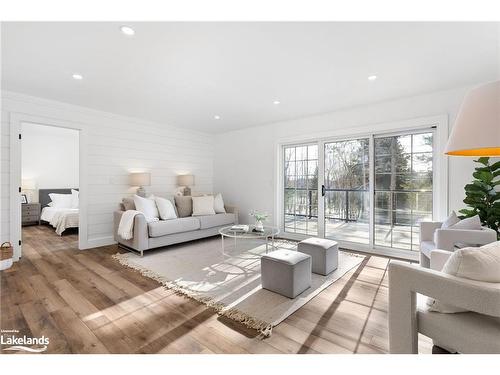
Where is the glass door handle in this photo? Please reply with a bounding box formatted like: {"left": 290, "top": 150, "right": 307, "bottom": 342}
{"left": 321, "top": 185, "right": 326, "bottom": 197}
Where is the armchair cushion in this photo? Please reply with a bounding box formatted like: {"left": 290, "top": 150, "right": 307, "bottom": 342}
{"left": 428, "top": 241, "right": 500, "bottom": 313}
{"left": 449, "top": 215, "right": 481, "bottom": 230}
{"left": 441, "top": 211, "right": 460, "bottom": 228}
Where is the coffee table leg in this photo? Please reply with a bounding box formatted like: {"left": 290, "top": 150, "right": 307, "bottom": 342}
{"left": 221, "top": 235, "right": 225, "bottom": 256}
{"left": 266, "top": 238, "right": 269, "bottom": 253}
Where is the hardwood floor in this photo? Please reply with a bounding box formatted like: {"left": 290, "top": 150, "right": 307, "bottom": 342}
{"left": 1, "top": 225, "right": 432, "bottom": 354}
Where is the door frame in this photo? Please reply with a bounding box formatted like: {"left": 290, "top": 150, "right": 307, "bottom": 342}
{"left": 9, "top": 113, "right": 88, "bottom": 261}
{"left": 275, "top": 115, "right": 448, "bottom": 260}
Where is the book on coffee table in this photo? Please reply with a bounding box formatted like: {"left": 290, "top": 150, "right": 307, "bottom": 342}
{"left": 230, "top": 225, "right": 249, "bottom": 232}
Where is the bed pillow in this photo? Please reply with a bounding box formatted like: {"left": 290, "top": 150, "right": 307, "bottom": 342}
{"left": 214, "top": 193, "right": 226, "bottom": 214}
{"left": 49, "top": 193, "right": 73, "bottom": 208}
{"left": 441, "top": 211, "right": 460, "bottom": 228}
{"left": 71, "top": 189, "right": 79, "bottom": 209}
{"left": 192, "top": 196, "right": 216, "bottom": 216}
{"left": 174, "top": 196, "right": 193, "bottom": 218}
{"left": 427, "top": 241, "right": 500, "bottom": 313}
{"left": 449, "top": 215, "right": 482, "bottom": 231}
{"left": 155, "top": 196, "right": 177, "bottom": 220}
{"left": 133, "top": 195, "right": 159, "bottom": 221}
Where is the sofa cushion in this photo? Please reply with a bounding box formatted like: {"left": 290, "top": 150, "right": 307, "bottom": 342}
{"left": 175, "top": 196, "right": 193, "bottom": 217}
{"left": 420, "top": 240, "right": 436, "bottom": 257}
{"left": 122, "top": 197, "right": 135, "bottom": 211}
{"left": 198, "top": 213, "right": 236, "bottom": 229}
{"left": 148, "top": 217, "right": 200, "bottom": 237}
{"left": 192, "top": 196, "right": 216, "bottom": 216}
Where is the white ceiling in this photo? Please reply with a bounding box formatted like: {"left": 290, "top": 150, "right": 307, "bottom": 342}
{"left": 2, "top": 22, "right": 499, "bottom": 133}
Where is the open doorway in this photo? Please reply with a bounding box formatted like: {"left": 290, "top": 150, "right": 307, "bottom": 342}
{"left": 21, "top": 122, "right": 80, "bottom": 252}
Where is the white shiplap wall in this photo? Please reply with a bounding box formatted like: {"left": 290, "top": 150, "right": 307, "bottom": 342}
{"left": 0, "top": 91, "right": 214, "bottom": 251}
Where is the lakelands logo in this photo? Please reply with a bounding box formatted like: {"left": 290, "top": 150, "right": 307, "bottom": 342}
{"left": 1, "top": 329, "right": 49, "bottom": 353}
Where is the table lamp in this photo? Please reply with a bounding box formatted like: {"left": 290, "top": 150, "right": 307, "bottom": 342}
{"left": 177, "top": 174, "right": 194, "bottom": 196}
{"left": 130, "top": 172, "right": 151, "bottom": 197}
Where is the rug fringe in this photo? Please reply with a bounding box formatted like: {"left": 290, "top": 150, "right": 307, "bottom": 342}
{"left": 112, "top": 252, "right": 273, "bottom": 337}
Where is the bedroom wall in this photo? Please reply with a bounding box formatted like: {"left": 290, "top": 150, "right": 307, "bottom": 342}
{"left": 21, "top": 122, "right": 80, "bottom": 202}
{"left": 1, "top": 91, "right": 214, "bottom": 250}
{"left": 213, "top": 85, "right": 492, "bottom": 226}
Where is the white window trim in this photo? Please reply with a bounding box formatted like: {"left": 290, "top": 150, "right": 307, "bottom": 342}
{"left": 9, "top": 113, "right": 88, "bottom": 260}
{"left": 274, "top": 114, "right": 449, "bottom": 260}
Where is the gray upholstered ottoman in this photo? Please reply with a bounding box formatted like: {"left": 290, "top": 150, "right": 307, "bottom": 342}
{"left": 261, "top": 250, "right": 312, "bottom": 298}
{"left": 298, "top": 238, "right": 338, "bottom": 275}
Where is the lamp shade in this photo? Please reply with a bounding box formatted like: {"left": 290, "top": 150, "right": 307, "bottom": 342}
{"left": 22, "top": 179, "right": 36, "bottom": 190}
{"left": 445, "top": 81, "right": 500, "bottom": 156}
{"left": 177, "top": 174, "right": 194, "bottom": 186}
{"left": 129, "top": 172, "right": 151, "bottom": 187}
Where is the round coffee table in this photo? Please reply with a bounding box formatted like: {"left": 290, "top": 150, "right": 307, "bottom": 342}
{"left": 219, "top": 225, "right": 280, "bottom": 255}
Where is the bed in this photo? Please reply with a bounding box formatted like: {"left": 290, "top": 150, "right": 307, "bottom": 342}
{"left": 39, "top": 188, "right": 79, "bottom": 236}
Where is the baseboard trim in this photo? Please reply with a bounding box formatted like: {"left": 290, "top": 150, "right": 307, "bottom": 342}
{"left": 83, "top": 236, "right": 116, "bottom": 250}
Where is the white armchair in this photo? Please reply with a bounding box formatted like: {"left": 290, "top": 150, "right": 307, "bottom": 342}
{"left": 419, "top": 221, "right": 497, "bottom": 268}
{"left": 388, "top": 251, "right": 500, "bottom": 354}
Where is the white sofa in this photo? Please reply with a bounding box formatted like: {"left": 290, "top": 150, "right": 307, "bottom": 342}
{"left": 388, "top": 250, "right": 500, "bottom": 354}
{"left": 113, "top": 198, "right": 238, "bottom": 256}
{"left": 419, "top": 221, "right": 497, "bottom": 268}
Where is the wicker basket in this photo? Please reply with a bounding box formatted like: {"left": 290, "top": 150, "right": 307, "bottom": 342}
{"left": 1, "top": 242, "right": 13, "bottom": 270}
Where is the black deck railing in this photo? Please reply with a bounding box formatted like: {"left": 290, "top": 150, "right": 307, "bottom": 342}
{"left": 285, "top": 188, "right": 432, "bottom": 225}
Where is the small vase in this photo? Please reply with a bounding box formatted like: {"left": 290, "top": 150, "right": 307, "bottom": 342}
{"left": 255, "top": 221, "right": 264, "bottom": 232}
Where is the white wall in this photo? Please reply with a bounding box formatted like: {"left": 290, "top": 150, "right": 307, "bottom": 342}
{"left": 1, "top": 91, "right": 214, "bottom": 251}
{"left": 214, "top": 86, "right": 485, "bottom": 227}
{"left": 22, "top": 123, "right": 79, "bottom": 202}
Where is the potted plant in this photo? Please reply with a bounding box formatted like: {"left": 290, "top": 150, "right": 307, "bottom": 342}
{"left": 459, "top": 157, "right": 500, "bottom": 239}
{"left": 249, "top": 210, "right": 269, "bottom": 232}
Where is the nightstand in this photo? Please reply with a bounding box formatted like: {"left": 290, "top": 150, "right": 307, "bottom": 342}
{"left": 22, "top": 203, "right": 41, "bottom": 226}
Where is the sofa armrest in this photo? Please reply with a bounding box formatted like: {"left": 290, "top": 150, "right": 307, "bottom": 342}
{"left": 434, "top": 227, "right": 497, "bottom": 251}
{"left": 388, "top": 261, "right": 500, "bottom": 353}
{"left": 225, "top": 205, "right": 239, "bottom": 224}
{"left": 430, "top": 249, "right": 452, "bottom": 271}
{"left": 419, "top": 221, "right": 443, "bottom": 242}
{"left": 113, "top": 210, "right": 149, "bottom": 252}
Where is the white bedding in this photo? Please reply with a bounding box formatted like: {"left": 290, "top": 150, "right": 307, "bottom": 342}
{"left": 41, "top": 207, "right": 79, "bottom": 235}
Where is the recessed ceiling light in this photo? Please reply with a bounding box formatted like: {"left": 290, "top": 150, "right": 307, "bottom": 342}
{"left": 273, "top": 100, "right": 281, "bottom": 105}
{"left": 72, "top": 73, "right": 83, "bottom": 80}
{"left": 368, "top": 75, "right": 378, "bottom": 81}
{"left": 214, "top": 115, "right": 221, "bottom": 120}
{"left": 120, "top": 26, "right": 135, "bottom": 36}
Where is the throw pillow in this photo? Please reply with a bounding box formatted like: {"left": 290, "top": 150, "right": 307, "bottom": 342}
{"left": 174, "top": 196, "right": 193, "bottom": 218}
{"left": 49, "top": 193, "right": 73, "bottom": 208}
{"left": 192, "top": 195, "right": 216, "bottom": 216}
{"left": 427, "top": 241, "right": 500, "bottom": 313}
{"left": 449, "top": 215, "right": 482, "bottom": 231}
{"left": 133, "top": 195, "right": 159, "bottom": 221}
{"left": 71, "top": 189, "right": 79, "bottom": 209}
{"left": 122, "top": 197, "right": 135, "bottom": 211}
{"left": 214, "top": 193, "right": 226, "bottom": 213}
{"left": 155, "top": 196, "right": 177, "bottom": 220}
{"left": 441, "top": 211, "right": 460, "bottom": 228}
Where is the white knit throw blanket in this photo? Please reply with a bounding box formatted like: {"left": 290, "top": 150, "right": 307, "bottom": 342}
{"left": 118, "top": 210, "right": 143, "bottom": 240}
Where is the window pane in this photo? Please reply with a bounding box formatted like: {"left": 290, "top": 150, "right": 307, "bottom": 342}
{"left": 374, "top": 132, "right": 433, "bottom": 251}
{"left": 324, "top": 138, "right": 370, "bottom": 244}
{"left": 284, "top": 144, "right": 318, "bottom": 235}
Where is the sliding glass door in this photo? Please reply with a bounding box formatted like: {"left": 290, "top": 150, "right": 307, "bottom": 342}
{"left": 284, "top": 144, "right": 319, "bottom": 235}
{"left": 373, "top": 132, "right": 434, "bottom": 250}
{"left": 282, "top": 128, "right": 435, "bottom": 255}
{"left": 324, "top": 138, "right": 370, "bottom": 244}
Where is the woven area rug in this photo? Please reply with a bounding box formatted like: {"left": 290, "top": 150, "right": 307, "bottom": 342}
{"left": 113, "top": 237, "right": 364, "bottom": 337}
